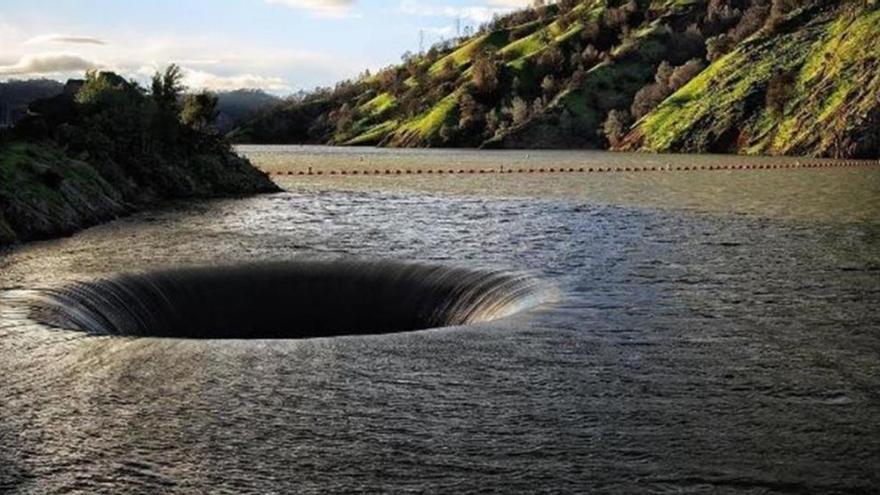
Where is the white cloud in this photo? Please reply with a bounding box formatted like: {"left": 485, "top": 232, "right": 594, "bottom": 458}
{"left": 485, "top": 0, "right": 532, "bottom": 7}
{"left": 422, "top": 26, "right": 456, "bottom": 37}
{"left": 265, "top": 0, "right": 356, "bottom": 17}
{"left": 0, "top": 12, "right": 366, "bottom": 93}
{"left": 25, "top": 34, "right": 106, "bottom": 45}
{"left": 175, "top": 59, "right": 221, "bottom": 66}
{"left": 0, "top": 53, "right": 100, "bottom": 76}
{"left": 183, "top": 68, "right": 291, "bottom": 92}
{"left": 398, "top": 0, "right": 521, "bottom": 23}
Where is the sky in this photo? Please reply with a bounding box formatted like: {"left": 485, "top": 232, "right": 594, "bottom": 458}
{"left": 0, "top": 0, "right": 531, "bottom": 94}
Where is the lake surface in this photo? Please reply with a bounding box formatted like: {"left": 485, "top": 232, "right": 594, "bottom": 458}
{"left": 1, "top": 146, "right": 879, "bottom": 493}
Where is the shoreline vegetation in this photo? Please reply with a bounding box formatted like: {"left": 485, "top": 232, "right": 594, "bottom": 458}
{"left": 0, "top": 66, "right": 279, "bottom": 249}
{"left": 233, "top": 0, "right": 878, "bottom": 159}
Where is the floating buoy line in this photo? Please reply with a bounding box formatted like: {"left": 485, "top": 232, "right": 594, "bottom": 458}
{"left": 269, "top": 160, "right": 879, "bottom": 177}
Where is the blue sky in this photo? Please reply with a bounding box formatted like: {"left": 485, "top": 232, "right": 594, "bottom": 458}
{"left": 0, "top": 0, "right": 529, "bottom": 93}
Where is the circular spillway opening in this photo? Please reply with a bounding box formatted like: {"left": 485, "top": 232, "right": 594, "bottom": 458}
{"left": 30, "top": 261, "right": 551, "bottom": 339}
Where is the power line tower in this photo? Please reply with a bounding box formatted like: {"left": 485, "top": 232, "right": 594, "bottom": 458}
{"left": 419, "top": 29, "right": 425, "bottom": 53}
{"left": 456, "top": 16, "right": 461, "bottom": 37}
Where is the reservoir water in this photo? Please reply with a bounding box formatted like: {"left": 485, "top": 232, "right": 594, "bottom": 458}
{"left": 1, "top": 147, "right": 879, "bottom": 493}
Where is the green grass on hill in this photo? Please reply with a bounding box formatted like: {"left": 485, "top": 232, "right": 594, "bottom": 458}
{"left": 359, "top": 92, "right": 397, "bottom": 116}
{"left": 392, "top": 92, "right": 459, "bottom": 145}
{"left": 345, "top": 120, "right": 399, "bottom": 145}
{"left": 636, "top": 5, "right": 880, "bottom": 157}
{"left": 233, "top": 0, "right": 880, "bottom": 157}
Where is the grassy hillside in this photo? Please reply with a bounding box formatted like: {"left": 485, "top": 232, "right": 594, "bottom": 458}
{"left": 0, "top": 142, "right": 128, "bottom": 245}
{"left": 626, "top": 3, "right": 880, "bottom": 158}
{"left": 234, "top": 0, "right": 879, "bottom": 158}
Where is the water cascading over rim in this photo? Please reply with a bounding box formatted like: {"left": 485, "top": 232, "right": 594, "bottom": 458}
{"left": 29, "top": 261, "right": 552, "bottom": 339}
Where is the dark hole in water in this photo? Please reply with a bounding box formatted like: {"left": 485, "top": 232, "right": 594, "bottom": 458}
{"left": 30, "top": 261, "right": 549, "bottom": 339}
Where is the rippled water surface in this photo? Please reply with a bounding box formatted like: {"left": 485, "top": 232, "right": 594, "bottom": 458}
{"left": 2, "top": 147, "right": 879, "bottom": 493}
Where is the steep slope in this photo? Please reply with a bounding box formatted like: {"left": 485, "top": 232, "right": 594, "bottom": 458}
{"left": 234, "top": 0, "right": 879, "bottom": 158}
{"left": 625, "top": 2, "right": 880, "bottom": 158}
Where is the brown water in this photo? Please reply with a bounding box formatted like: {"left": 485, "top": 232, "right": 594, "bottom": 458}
{"left": 240, "top": 145, "right": 880, "bottom": 223}
{"left": 1, "top": 147, "right": 879, "bottom": 493}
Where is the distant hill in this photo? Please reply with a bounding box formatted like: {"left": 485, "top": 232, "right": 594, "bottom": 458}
{"left": 233, "top": 0, "right": 879, "bottom": 159}
{"left": 0, "top": 79, "right": 64, "bottom": 127}
{"left": 214, "top": 89, "right": 280, "bottom": 133}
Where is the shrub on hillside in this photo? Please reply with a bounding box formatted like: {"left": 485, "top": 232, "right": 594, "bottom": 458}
{"left": 766, "top": 71, "right": 796, "bottom": 115}
{"left": 669, "top": 59, "right": 705, "bottom": 91}
{"left": 731, "top": 2, "right": 771, "bottom": 41}
{"left": 706, "top": 34, "right": 736, "bottom": 61}
{"left": 631, "top": 83, "right": 669, "bottom": 119}
{"left": 766, "top": 0, "right": 797, "bottom": 32}
{"left": 667, "top": 24, "right": 706, "bottom": 64}
{"left": 511, "top": 97, "right": 530, "bottom": 126}
{"left": 603, "top": 109, "right": 633, "bottom": 147}
{"left": 472, "top": 49, "right": 502, "bottom": 98}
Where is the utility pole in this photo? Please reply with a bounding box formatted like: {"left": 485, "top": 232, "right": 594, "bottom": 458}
{"left": 419, "top": 29, "right": 425, "bottom": 54}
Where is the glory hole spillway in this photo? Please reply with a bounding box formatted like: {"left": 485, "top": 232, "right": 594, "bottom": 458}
{"left": 27, "top": 261, "right": 553, "bottom": 339}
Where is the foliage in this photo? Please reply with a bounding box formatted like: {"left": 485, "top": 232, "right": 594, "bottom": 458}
{"left": 766, "top": 71, "right": 796, "bottom": 115}
{"left": 8, "top": 66, "right": 276, "bottom": 209}
{"left": 182, "top": 91, "right": 220, "bottom": 132}
{"left": 632, "top": 4, "right": 880, "bottom": 158}
{"left": 472, "top": 48, "right": 502, "bottom": 97}
{"left": 603, "top": 109, "right": 632, "bottom": 147}
{"left": 151, "top": 64, "right": 185, "bottom": 115}
{"left": 231, "top": 0, "right": 878, "bottom": 157}
{"left": 511, "top": 96, "right": 531, "bottom": 125}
